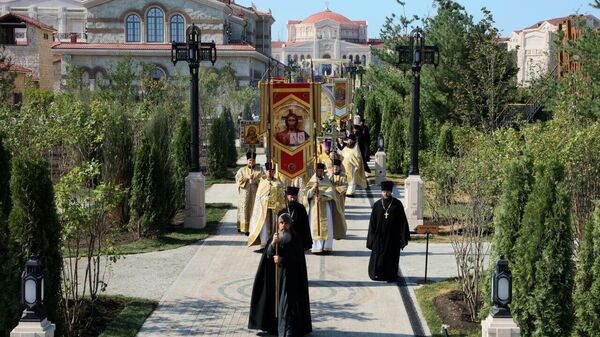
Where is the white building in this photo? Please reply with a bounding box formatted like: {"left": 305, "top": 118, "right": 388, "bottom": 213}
{"left": 271, "top": 6, "right": 374, "bottom": 76}
{"left": 507, "top": 14, "right": 600, "bottom": 86}
{"left": 1, "top": 0, "right": 276, "bottom": 88}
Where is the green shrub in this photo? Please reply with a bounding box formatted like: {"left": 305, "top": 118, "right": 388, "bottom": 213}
{"left": 208, "top": 117, "right": 228, "bottom": 178}
{"left": 572, "top": 201, "right": 600, "bottom": 337}
{"left": 512, "top": 158, "right": 574, "bottom": 337}
{"left": 0, "top": 133, "right": 16, "bottom": 337}
{"left": 364, "top": 93, "right": 381, "bottom": 155}
{"left": 435, "top": 123, "right": 456, "bottom": 158}
{"left": 8, "top": 157, "right": 62, "bottom": 331}
{"left": 172, "top": 116, "right": 191, "bottom": 209}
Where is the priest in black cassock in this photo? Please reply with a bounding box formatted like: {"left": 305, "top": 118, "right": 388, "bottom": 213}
{"left": 367, "top": 180, "right": 410, "bottom": 281}
{"left": 248, "top": 237, "right": 278, "bottom": 335}
{"left": 278, "top": 186, "right": 312, "bottom": 251}
{"left": 270, "top": 213, "right": 312, "bottom": 337}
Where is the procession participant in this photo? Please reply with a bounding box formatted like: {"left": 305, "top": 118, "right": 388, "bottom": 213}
{"left": 278, "top": 186, "right": 312, "bottom": 251}
{"left": 341, "top": 134, "right": 367, "bottom": 197}
{"left": 248, "top": 234, "right": 278, "bottom": 335}
{"left": 248, "top": 162, "right": 285, "bottom": 250}
{"left": 304, "top": 163, "right": 345, "bottom": 254}
{"left": 329, "top": 159, "right": 348, "bottom": 211}
{"left": 318, "top": 139, "right": 334, "bottom": 173}
{"left": 367, "top": 181, "right": 410, "bottom": 282}
{"left": 234, "top": 151, "right": 262, "bottom": 234}
{"left": 270, "top": 213, "right": 312, "bottom": 336}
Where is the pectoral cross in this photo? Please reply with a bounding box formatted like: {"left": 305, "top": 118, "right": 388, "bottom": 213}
{"left": 385, "top": 212, "right": 388, "bottom": 219}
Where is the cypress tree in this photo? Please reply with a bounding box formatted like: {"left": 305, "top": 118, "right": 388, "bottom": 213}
{"left": 435, "top": 123, "right": 457, "bottom": 158}
{"left": 221, "top": 107, "right": 237, "bottom": 166}
{"left": 8, "top": 157, "right": 62, "bottom": 331}
{"left": 363, "top": 93, "right": 381, "bottom": 155}
{"left": 386, "top": 118, "right": 406, "bottom": 174}
{"left": 208, "top": 117, "right": 228, "bottom": 179}
{"left": 129, "top": 112, "right": 174, "bottom": 236}
{"left": 0, "top": 133, "right": 16, "bottom": 337}
{"left": 512, "top": 159, "right": 574, "bottom": 337}
{"left": 572, "top": 202, "right": 600, "bottom": 336}
{"left": 172, "top": 116, "right": 191, "bottom": 210}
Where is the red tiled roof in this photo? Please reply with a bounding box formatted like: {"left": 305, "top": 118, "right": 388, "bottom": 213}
{"left": 0, "top": 63, "right": 31, "bottom": 74}
{"left": 0, "top": 12, "right": 56, "bottom": 31}
{"left": 271, "top": 41, "right": 284, "bottom": 48}
{"left": 517, "top": 14, "right": 598, "bottom": 32}
{"left": 52, "top": 42, "right": 257, "bottom": 51}
{"left": 302, "top": 10, "right": 353, "bottom": 24}
{"left": 288, "top": 20, "right": 301, "bottom": 25}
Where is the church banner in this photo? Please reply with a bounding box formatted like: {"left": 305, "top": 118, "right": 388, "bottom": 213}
{"left": 260, "top": 82, "right": 321, "bottom": 179}
{"left": 333, "top": 78, "right": 351, "bottom": 120}
{"left": 240, "top": 120, "right": 260, "bottom": 145}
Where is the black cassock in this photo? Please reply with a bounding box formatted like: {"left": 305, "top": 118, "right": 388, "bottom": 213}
{"left": 278, "top": 201, "right": 312, "bottom": 251}
{"left": 268, "top": 231, "right": 312, "bottom": 337}
{"left": 367, "top": 197, "right": 410, "bottom": 281}
{"left": 248, "top": 237, "right": 278, "bottom": 334}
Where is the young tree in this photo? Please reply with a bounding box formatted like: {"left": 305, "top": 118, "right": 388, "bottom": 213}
{"left": 8, "top": 157, "right": 62, "bottom": 331}
{"left": 0, "top": 133, "right": 16, "bottom": 337}
{"left": 386, "top": 117, "right": 406, "bottom": 175}
{"left": 363, "top": 93, "right": 381, "bottom": 154}
{"left": 221, "top": 107, "right": 238, "bottom": 166}
{"left": 172, "top": 116, "right": 191, "bottom": 209}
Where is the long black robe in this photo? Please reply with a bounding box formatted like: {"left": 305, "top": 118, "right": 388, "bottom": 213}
{"left": 248, "top": 238, "right": 278, "bottom": 333}
{"left": 278, "top": 201, "right": 312, "bottom": 251}
{"left": 267, "top": 231, "right": 312, "bottom": 337}
{"left": 367, "top": 197, "right": 410, "bottom": 281}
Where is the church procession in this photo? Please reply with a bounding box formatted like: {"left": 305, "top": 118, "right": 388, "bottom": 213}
{"left": 2, "top": 0, "right": 600, "bottom": 336}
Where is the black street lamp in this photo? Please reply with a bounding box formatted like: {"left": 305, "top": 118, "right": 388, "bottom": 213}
{"left": 20, "top": 257, "right": 45, "bottom": 321}
{"left": 377, "top": 132, "right": 385, "bottom": 151}
{"left": 491, "top": 256, "right": 513, "bottom": 318}
{"left": 395, "top": 27, "right": 438, "bottom": 175}
{"left": 171, "top": 24, "right": 217, "bottom": 172}
{"left": 286, "top": 59, "right": 299, "bottom": 83}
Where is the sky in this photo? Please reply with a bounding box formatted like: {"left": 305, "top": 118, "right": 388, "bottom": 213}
{"left": 238, "top": 0, "right": 600, "bottom": 40}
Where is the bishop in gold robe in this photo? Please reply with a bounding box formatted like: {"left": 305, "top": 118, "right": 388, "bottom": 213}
{"left": 341, "top": 134, "right": 367, "bottom": 196}
{"left": 248, "top": 162, "right": 286, "bottom": 249}
{"left": 235, "top": 152, "right": 262, "bottom": 234}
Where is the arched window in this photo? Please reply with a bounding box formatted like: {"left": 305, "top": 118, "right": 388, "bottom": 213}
{"left": 354, "top": 55, "right": 360, "bottom": 63}
{"left": 170, "top": 15, "right": 184, "bottom": 42}
{"left": 287, "top": 54, "right": 292, "bottom": 62}
{"left": 342, "top": 55, "right": 346, "bottom": 59}
{"left": 146, "top": 7, "right": 164, "bottom": 43}
{"left": 151, "top": 67, "right": 166, "bottom": 80}
{"left": 126, "top": 14, "right": 141, "bottom": 42}
{"left": 348, "top": 54, "right": 353, "bottom": 62}
{"left": 300, "top": 55, "right": 304, "bottom": 61}
{"left": 361, "top": 55, "right": 367, "bottom": 65}
{"left": 293, "top": 54, "right": 298, "bottom": 62}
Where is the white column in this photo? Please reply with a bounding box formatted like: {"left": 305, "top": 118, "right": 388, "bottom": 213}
{"left": 481, "top": 314, "right": 520, "bottom": 337}
{"left": 11, "top": 319, "right": 55, "bottom": 337}
{"left": 375, "top": 150, "right": 386, "bottom": 185}
{"left": 184, "top": 172, "right": 206, "bottom": 229}
{"left": 403, "top": 175, "right": 423, "bottom": 231}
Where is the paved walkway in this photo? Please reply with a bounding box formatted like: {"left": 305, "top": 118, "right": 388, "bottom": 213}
{"left": 132, "top": 157, "right": 470, "bottom": 336}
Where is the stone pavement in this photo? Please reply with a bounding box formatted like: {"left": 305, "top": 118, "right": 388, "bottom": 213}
{"left": 134, "top": 164, "right": 465, "bottom": 336}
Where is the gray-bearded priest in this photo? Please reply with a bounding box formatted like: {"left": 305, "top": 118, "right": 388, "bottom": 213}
{"left": 367, "top": 181, "right": 410, "bottom": 281}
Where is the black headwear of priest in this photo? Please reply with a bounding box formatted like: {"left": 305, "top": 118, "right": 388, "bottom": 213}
{"left": 285, "top": 186, "right": 300, "bottom": 196}
{"left": 316, "top": 163, "right": 326, "bottom": 170}
{"left": 246, "top": 151, "right": 256, "bottom": 160}
{"left": 265, "top": 162, "right": 274, "bottom": 170}
{"left": 380, "top": 180, "right": 394, "bottom": 191}
{"left": 333, "top": 159, "right": 342, "bottom": 166}
{"left": 348, "top": 134, "right": 357, "bottom": 141}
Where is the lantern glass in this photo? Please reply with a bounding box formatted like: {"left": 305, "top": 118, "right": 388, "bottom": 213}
{"left": 25, "top": 279, "right": 36, "bottom": 304}
{"left": 498, "top": 277, "right": 509, "bottom": 301}
{"left": 41, "top": 278, "right": 44, "bottom": 301}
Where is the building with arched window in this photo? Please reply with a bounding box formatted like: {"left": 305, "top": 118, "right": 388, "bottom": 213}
{"left": 271, "top": 6, "right": 377, "bottom": 76}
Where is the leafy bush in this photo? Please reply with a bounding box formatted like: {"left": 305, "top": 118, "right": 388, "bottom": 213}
{"left": 0, "top": 133, "right": 16, "bottom": 337}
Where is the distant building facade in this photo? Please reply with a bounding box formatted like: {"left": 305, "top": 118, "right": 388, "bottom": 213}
{"left": 507, "top": 14, "right": 600, "bottom": 86}
{"left": 271, "top": 7, "right": 375, "bottom": 76}
{"left": 1, "top": 0, "right": 276, "bottom": 89}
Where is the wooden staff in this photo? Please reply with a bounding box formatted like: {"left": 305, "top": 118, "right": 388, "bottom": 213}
{"left": 311, "top": 78, "right": 321, "bottom": 238}
{"left": 274, "top": 234, "right": 279, "bottom": 318}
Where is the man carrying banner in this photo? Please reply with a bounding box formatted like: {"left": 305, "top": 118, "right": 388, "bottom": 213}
{"left": 248, "top": 162, "right": 285, "bottom": 250}
{"left": 235, "top": 151, "right": 262, "bottom": 234}
{"left": 304, "top": 163, "right": 345, "bottom": 254}
{"left": 341, "top": 134, "right": 367, "bottom": 196}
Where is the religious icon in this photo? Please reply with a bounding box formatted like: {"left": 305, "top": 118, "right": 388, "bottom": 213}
{"left": 274, "top": 108, "right": 310, "bottom": 147}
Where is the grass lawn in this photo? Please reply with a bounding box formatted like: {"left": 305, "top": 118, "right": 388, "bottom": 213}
{"left": 98, "top": 296, "right": 158, "bottom": 337}
{"left": 115, "top": 203, "right": 230, "bottom": 255}
{"left": 414, "top": 279, "right": 480, "bottom": 337}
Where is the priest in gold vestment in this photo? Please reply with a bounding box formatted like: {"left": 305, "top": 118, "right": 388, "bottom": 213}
{"left": 329, "top": 159, "right": 348, "bottom": 210}
{"left": 341, "top": 134, "right": 367, "bottom": 196}
{"left": 304, "top": 163, "right": 346, "bottom": 254}
{"left": 248, "top": 162, "right": 286, "bottom": 249}
{"left": 235, "top": 152, "right": 262, "bottom": 234}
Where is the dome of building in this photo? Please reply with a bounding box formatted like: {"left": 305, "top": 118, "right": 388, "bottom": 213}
{"left": 302, "top": 10, "right": 353, "bottom": 24}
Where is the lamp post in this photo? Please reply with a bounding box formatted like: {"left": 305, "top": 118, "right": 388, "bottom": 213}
{"left": 377, "top": 132, "right": 384, "bottom": 151}
{"left": 396, "top": 27, "right": 438, "bottom": 175}
{"left": 171, "top": 24, "right": 216, "bottom": 229}
{"left": 20, "top": 257, "right": 45, "bottom": 322}
{"left": 491, "top": 256, "right": 512, "bottom": 318}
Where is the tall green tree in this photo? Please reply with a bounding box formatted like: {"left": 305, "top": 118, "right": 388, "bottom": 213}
{"left": 512, "top": 159, "right": 574, "bottom": 337}
{"left": 363, "top": 93, "right": 381, "bottom": 155}
{"left": 221, "top": 107, "right": 237, "bottom": 166}
{"left": 0, "top": 133, "right": 15, "bottom": 337}
{"left": 172, "top": 116, "right": 191, "bottom": 209}
{"left": 8, "top": 157, "right": 62, "bottom": 332}
{"left": 0, "top": 48, "right": 16, "bottom": 109}
{"left": 208, "top": 117, "right": 228, "bottom": 178}
{"left": 572, "top": 201, "right": 600, "bottom": 336}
